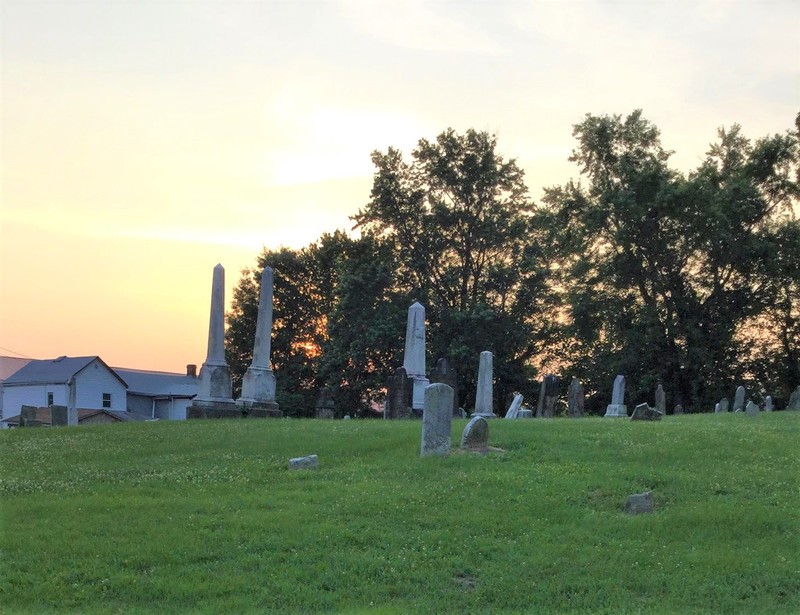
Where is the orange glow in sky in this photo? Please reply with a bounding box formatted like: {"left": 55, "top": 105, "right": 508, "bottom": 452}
{"left": 1, "top": 1, "right": 798, "bottom": 372}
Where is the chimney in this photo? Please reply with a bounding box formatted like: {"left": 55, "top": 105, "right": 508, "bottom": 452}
{"left": 186, "top": 364, "right": 197, "bottom": 378}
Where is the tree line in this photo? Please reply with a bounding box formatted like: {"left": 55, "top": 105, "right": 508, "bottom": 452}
{"left": 225, "top": 110, "right": 800, "bottom": 417}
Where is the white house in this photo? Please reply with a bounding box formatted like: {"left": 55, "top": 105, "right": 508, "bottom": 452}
{"left": 0, "top": 356, "right": 128, "bottom": 421}
{"left": 114, "top": 366, "right": 199, "bottom": 420}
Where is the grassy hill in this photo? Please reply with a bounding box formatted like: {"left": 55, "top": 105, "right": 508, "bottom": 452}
{"left": 1, "top": 413, "right": 798, "bottom": 614}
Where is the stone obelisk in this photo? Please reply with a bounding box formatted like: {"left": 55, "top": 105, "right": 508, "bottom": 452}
{"left": 188, "top": 264, "right": 238, "bottom": 418}
{"left": 237, "top": 267, "right": 281, "bottom": 417}
{"left": 403, "top": 302, "right": 429, "bottom": 412}
{"left": 472, "top": 351, "right": 497, "bottom": 418}
{"left": 604, "top": 374, "right": 628, "bottom": 417}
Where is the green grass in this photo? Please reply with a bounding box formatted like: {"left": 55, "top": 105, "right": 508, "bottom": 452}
{"left": 1, "top": 413, "right": 798, "bottom": 614}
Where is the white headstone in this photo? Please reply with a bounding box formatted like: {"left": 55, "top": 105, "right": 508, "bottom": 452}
{"left": 733, "top": 386, "right": 745, "bottom": 412}
{"left": 604, "top": 375, "right": 627, "bottom": 417}
{"left": 765, "top": 395, "right": 773, "bottom": 412}
{"left": 473, "top": 351, "right": 496, "bottom": 418}
{"left": 402, "top": 302, "right": 429, "bottom": 410}
{"left": 505, "top": 393, "right": 524, "bottom": 419}
{"left": 745, "top": 400, "right": 759, "bottom": 417}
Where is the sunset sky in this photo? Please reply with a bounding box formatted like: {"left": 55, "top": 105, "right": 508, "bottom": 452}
{"left": 1, "top": 0, "right": 798, "bottom": 373}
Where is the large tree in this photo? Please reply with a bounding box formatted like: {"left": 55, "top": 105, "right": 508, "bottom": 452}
{"left": 542, "top": 110, "right": 799, "bottom": 412}
{"left": 354, "top": 128, "right": 552, "bottom": 410}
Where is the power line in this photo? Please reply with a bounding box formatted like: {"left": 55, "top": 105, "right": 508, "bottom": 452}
{"left": 0, "top": 346, "right": 35, "bottom": 359}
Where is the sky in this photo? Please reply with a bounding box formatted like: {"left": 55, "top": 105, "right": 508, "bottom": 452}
{"left": 1, "top": 0, "right": 798, "bottom": 373}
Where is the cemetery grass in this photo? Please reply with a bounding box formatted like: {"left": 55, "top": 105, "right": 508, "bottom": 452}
{"left": 1, "top": 414, "right": 798, "bottom": 615}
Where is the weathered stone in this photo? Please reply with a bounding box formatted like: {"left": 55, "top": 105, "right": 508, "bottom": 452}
{"left": 473, "top": 351, "right": 496, "bottom": 418}
{"left": 315, "top": 386, "right": 335, "bottom": 419}
{"left": 719, "top": 398, "right": 730, "bottom": 413}
{"left": 461, "top": 415, "right": 489, "bottom": 452}
{"left": 343, "top": 414, "right": 351, "bottom": 420}
{"left": 190, "top": 264, "right": 236, "bottom": 418}
{"left": 604, "top": 375, "right": 628, "bottom": 417}
{"left": 421, "top": 383, "right": 453, "bottom": 457}
{"left": 714, "top": 402, "right": 721, "bottom": 413}
{"left": 787, "top": 386, "right": 800, "bottom": 411}
{"left": 288, "top": 454, "right": 318, "bottom": 470}
{"left": 20, "top": 405, "right": 40, "bottom": 427}
{"left": 745, "top": 400, "right": 759, "bottom": 417}
{"left": 733, "top": 386, "right": 745, "bottom": 412}
{"left": 535, "top": 377, "right": 546, "bottom": 418}
{"left": 50, "top": 405, "right": 68, "bottom": 426}
{"left": 386, "top": 367, "right": 414, "bottom": 419}
{"left": 504, "top": 393, "right": 524, "bottom": 419}
{"left": 673, "top": 404, "right": 684, "bottom": 415}
{"left": 237, "top": 266, "right": 281, "bottom": 416}
{"left": 624, "top": 491, "right": 654, "bottom": 514}
{"left": 630, "top": 403, "right": 663, "bottom": 421}
{"left": 517, "top": 408, "right": 534, "bottom": 418}
{"left": 567, "top": 377, "right": 585, "bottom": 418}
{"left": 429, "top": 357, "right": 460, "bottom": 417}
{"left": 542, "top": 375, "right": 560, "bottom": 418}
{"left": 403, "top": 302, "right": 429, "bottom": 410}
{"left": 764, "top": 395, "right": 773, "bottom": 412}
{"left": 655, "top": 384, "right": 666, "bottom": 415}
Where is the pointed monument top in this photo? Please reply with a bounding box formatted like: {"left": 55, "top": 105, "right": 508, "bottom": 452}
{"left": 410, "top": 301, "right": 424, "bottom": 309}
{"left": 214, "top": 263, "right": 224, "bottom": 271}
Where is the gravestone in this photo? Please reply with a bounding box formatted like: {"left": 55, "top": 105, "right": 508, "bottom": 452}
{"left": 50, "top": 405, "right": 68, "bottom": 426}
{"left": 505, "top": 393, "right": 524, "bottom": 419}
{"left": 673, "top": 404, "right": 684, "bottom": 415}
{"left": 745, "top": 401, "right": 759, "bottom": 417}
{"left": 473, "top": 351, "right": 496, "bottom": 418}
{"left": 429, "top": 357, "right": 460, "bottom": 417}
{"left": 542, "top": 375, "right": 560, "bottom": 418}
{"left": 765, "top": 396, "right": 773, "bottom": 412}
{"left": 784, "top": 388, "right": 794, "bottom": 410}
{"left": 733, "top": 386, "right": 745, "bottom": 412}
{"left": 315, "top": 386, "right": 335, "bottom": 419}
{"left": 655, "top": 384, "right": 666, "bottom": 415}
{"left": 535, "top": 377, "right": 547, "bottom": 418}
{"left": 386, "top": 367, "right": 413, "bottom": 419}
{"left": 188, "top": 264, "right": 238, "bottom": 419}
{"left": 403, "top": 302, "right": 430, "bottom": 411}
{"left": 343, "top": 414, "right": 351, "bottom": 420}
{"left": 288, "top": 454, "right": 318, "bottom": 470}
{"left": 237, "top": 266, "right": 282, "bottom": 417}
{"left": 567, "top": 377, "right": 585, "bottom": 418}
{"left": 719, "top": 397, "right": 730, "bottom": 413}
{"left": 630, "top": 403, "right": 662, "bottom": 421}
{"left": 20, "top": 405, "right": 41, "bottom": 427}
{"left": 604, "top": 375, "right": 628, "bottom": 417}
{"left": 461, "top": 415, "right": 489, "bottom": 452}
{"left": 518, "top": 408, "right": 534, "bottom": 418}
{"left": 420, "top": 383, "right": 454, "bottom": 457}
{"left": 624, "top": 491, "right": 654, "bottom": 514}
{"left": 714, "top": 403, "right": 721, "bottom": 413}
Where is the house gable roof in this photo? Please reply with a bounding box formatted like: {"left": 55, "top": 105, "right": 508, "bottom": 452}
{"left": 113, "top": 368, "right": 198, "bottom": 397}
{"left": 3, "top": 356, "right": 128, "bottom": 388}
{"left": 0, "top": 356, "right": 32, "bottom": 382}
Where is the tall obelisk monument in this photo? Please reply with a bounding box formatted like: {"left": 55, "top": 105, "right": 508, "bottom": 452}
{"left": 403, "top": 302, "right": 429, "bottom": 412}
{"left": 237, "top": 266, "right": 281, "bottom": 417}
{"left": 188, "top": 264, "right": 238, "bottom": 418}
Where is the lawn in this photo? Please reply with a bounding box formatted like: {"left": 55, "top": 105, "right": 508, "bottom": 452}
{"left": 1, "top": 412, "right": 798, "bottom": 614}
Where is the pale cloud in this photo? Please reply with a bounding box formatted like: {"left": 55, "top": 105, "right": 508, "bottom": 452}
{"left": 338, "top": 0, "right": 505, "bottom": 54}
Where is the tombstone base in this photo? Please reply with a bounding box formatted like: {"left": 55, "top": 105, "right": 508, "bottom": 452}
{"left": 239, "top": 367, "right": 277, "bottom": 404}
{"left": 238, "top": 400, "right": 283, "bottom": 418}
{"left": 187, "top": 400, "right": 241, "bottom": 419}
{"left": 604, "top": 404, "right": 628, "bottom": 418}
{"left": 471, "top": 412, "right": 498, "bottom": 419}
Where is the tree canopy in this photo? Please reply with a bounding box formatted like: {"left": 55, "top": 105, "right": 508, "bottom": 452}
{"left": 226, "top": 115, "right": 799, "bottom": 416}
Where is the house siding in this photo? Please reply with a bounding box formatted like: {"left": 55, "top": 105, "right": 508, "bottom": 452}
{"left": 2, "top": 384, "right": 68, "bottom": 419}
{"left": 74, "top": 360, "right": 127, "bottom": 412}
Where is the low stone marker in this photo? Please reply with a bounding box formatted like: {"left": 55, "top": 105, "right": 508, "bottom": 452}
{"left": 50, "top": 405, "right": 68, "bottom": 426}
{"left": 630, "top": 403, "right": 662, "bottom": 421}
{"left": 343, "top": 415, "right": 351, "bottom": 420}
{"left": 624, "top": 491, "right": 654, "bottom": 514}
{"left": 504, "top": 393, "right": 524, "bottom": 419}
{"left": 420, "top": 383, "right": 454, "bottom": 457}
{"left": 461, "top": 415, "right": 489, "bottom": 452}
{"left": 733, "top": 386, "right": 746, "bottom": 412}
{"left": 765, "top": 396, "right": 773, "bottom": 412}
{"left": 745, "top": 401, "right": 759, "bottom": 417}
{"left": 289, "top": 454, "right": 318, "bottom": 470}
{"left": 517, "top": 408, "right": 534, "bottom": 418}
{"left": 673, "top": 404, "right": 684, "bottom": 415}
{"left": 714, "top": 402, "right": 721, "bottom": 413}
{"left": 719, "top": 397, "right": 729, "bottom": 412}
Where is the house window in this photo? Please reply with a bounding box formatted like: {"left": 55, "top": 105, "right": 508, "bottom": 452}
{"left": 47, "top": 392, "right": 54, "bottom": 406}
{"left": 102, "top": 393, "right": 112, "bottom": 409}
